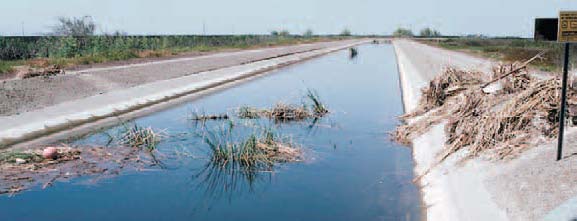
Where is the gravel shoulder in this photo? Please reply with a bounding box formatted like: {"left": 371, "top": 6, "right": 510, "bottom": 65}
{"left": 0, "top": 40, "right": 353, "bottom": 116}
{"left": 394, "top": 39, "right": 577, "bottom": 221}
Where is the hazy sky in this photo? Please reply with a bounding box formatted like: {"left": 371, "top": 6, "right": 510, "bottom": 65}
{"left": 1, "top": 0, "right": 576, "bottom": 37}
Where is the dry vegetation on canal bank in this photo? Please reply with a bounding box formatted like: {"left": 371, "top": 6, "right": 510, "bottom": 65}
{"left": 393, "top": 55, "right": 577, "bottom": 163}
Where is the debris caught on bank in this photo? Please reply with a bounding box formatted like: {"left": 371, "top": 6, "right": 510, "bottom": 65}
{"left": 393, "top": 52, "right": 576, "bottom": 162}
{"left": 401, "top": 67, "right": 484, "bottom": 118}
{"left": 15, "top": 65, "right": 65, "bottom": 79}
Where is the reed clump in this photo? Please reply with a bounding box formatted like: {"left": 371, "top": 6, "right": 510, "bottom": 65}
{"left": 190, "top": 110, "right": 229, "bottom": 121}
{"left": 237, "top": 89, "right": 329, "bottom": 121}
{"left": 203, "top": 124, "right": 301, "bottom": 169}
{"left": 349, "top": 47, "right": 358, "bottom": 58}
{"left": 118, "top": 123, "right": 164, "bottom": 151}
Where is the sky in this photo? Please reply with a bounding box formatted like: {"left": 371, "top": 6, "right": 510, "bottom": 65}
{"left": 1, "top": 0, "right": 576, "bottom": 37}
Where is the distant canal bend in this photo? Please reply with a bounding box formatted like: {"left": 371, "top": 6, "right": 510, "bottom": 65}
{"left": 0, "top": 44, "right": 422, "bottom": 221}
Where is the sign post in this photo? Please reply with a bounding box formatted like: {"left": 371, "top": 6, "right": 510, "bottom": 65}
{"left": 556, "top": 11, "right": 577, "bottom": 161}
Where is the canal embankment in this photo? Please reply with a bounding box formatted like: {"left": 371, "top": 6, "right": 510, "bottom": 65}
{"left": 0, "top": 39, "right": 368, "bottom": 149}
{"left": 394, "top": 39, "right": 577, "bottom": 221}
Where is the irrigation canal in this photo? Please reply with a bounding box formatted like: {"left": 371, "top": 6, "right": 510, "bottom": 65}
{"left": 0, "top": 44, "right": 422, "bottom": 221}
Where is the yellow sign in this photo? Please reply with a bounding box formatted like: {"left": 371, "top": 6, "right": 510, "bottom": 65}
{"left": 559, "top": 11, "right": 577, "bottom": 42}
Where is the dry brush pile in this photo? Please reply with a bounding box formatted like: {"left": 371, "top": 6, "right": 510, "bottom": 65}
{"left": 393, "top": 57, "right": 577, "bottom": 162}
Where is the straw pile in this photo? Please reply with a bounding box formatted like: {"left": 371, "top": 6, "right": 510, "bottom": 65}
{"left": 491, "top": 63, "right": 533, "bottom": 94}
{"left": 403, "top": 67, "right": 484, "bottom": 118}
{"left": 393, "top": 61, "right": 577, "bottom": 162}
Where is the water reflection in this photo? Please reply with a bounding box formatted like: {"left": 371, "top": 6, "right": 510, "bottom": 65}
{"left": 185, "top": 120, "right": 301, "bottom": 205}
{"left": 191, "top": 155, "right": 273, "bottom": 203}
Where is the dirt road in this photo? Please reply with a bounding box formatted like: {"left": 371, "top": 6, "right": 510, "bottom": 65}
{"left": 0, "top": 40, "right": 358, "bottom": 116}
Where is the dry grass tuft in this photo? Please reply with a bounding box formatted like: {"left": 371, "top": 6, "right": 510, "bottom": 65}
{"left": 262, "top": 103, "right": 311, "bottom": 121}
{"left": 403, "top": 67, "right": 484, "bottom": 119}
{"left": 236, "top": 89, "right": 329, "bottom": 121}
{"left": 118, "top": 123, "right": 164, "bottom": 151}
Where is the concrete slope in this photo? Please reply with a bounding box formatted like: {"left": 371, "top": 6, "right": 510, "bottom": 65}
{"left": 0, "top": 39, "right": 367, "bottom": 148}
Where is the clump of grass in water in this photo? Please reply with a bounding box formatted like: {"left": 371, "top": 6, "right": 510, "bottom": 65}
{"left": 238, "top": 106, "right": 261, "bottom": 119}
{"left": 192, "top": 121, "right": 301, "bottom": 200}
{"left": 305, "top": 89, "right": 329, "bottom": 116}
{"left": 118, "top": 123, "right": 163, "bottom": 151}
{"left": 263, "top": 103, "right": 311, "bottom": 121}
{"left": 236, "top": 89, "right": 329, "bottom": 121}
{"left": 202, "top": 121, "right": 301, "bottom": 170}
{"left": 189, "top": 110, "right": 229, "bottom": 121}
{"left": 349, "top": 47, "right": 358, "bottom": 58}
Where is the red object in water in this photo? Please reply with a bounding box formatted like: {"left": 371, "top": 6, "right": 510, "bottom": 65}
{"left": 42, "top": 147, "right": 58, "bottom": 159}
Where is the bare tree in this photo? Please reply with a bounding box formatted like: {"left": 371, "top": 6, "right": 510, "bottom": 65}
{"left": 419, "top": 27, "right": 441, "bottom": 37}
{"left": 52, "top": 16, "right": 96, "bottom": 36}
{"left": 340, "top": 28, "right": 352, "bottom": 36}
{"left": 303, "top": 29, "right": 313, "bottom": 37}
{"left": 393, "top": 28, "right": 413, "bottom": 37}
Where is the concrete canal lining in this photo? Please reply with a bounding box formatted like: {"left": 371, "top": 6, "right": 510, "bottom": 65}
{"left": 0, "top": 39, "right": 368, "bottom": 148}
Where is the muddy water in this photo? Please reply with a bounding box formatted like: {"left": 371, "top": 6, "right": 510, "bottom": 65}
{"left": 0, "top": 44, "right": 422, "bottom": 221}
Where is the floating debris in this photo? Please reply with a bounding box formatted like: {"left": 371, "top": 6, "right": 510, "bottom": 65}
{"left": 0, "top": 146, "right": 160, "bottom": 195}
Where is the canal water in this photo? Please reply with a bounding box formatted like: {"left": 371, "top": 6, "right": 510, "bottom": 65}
{"left": 0, "top": 44, "right": 422, "bottom": 221}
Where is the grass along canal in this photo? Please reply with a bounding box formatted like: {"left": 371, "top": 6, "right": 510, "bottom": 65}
{"left": 0, "top": 44, "right": 422, "bottom": 221}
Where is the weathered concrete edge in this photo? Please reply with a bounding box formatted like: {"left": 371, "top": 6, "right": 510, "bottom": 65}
{"left": 0, "top": 40, "right": 369, "bottom": 148}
